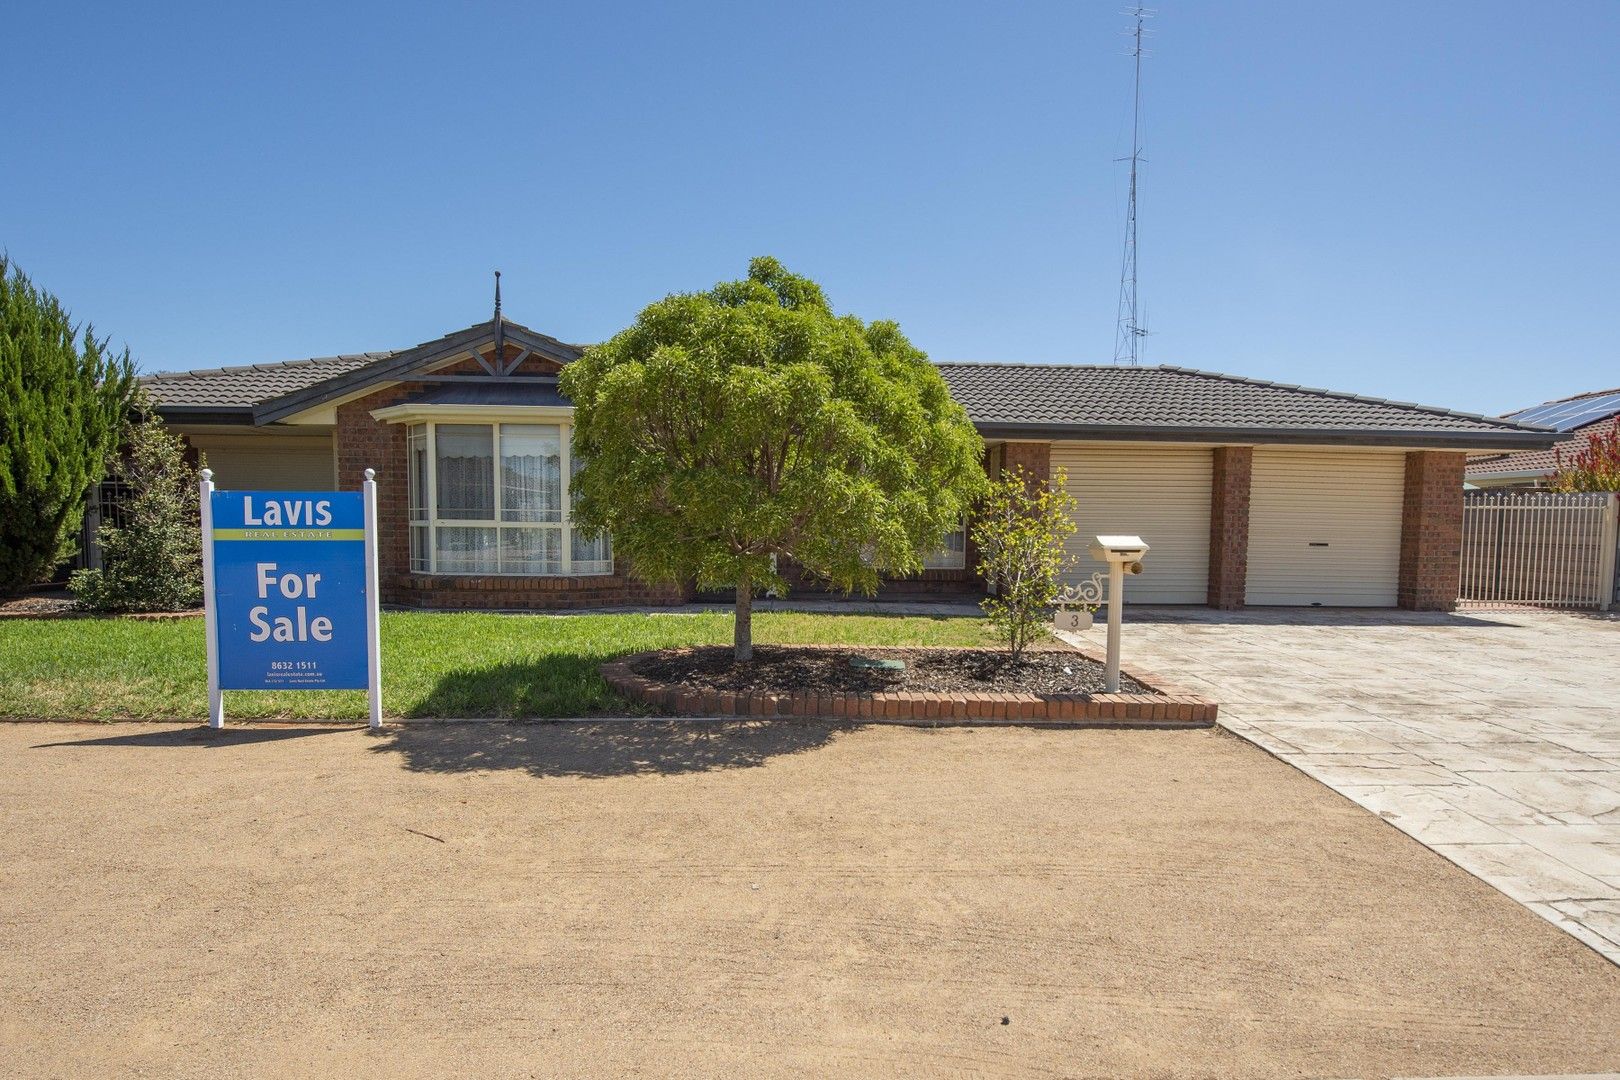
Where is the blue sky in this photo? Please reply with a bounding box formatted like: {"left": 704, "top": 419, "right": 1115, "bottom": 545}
{"left": 5, "top": 1, "right": 1616, "bottom": 416}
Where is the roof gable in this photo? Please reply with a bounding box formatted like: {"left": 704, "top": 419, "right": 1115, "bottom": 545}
{"left": 140, "top": 318, "right": 582, "bottom": 423}
{"left": 251, "top": 319, "right": 581, "bottom": 424}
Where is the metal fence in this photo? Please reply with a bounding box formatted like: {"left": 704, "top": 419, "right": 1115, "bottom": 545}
{"left": 73, "top": 479, "right": 136, "bottom": 574}
{"left": 1459, "top": 491, "right": 1619, "bottom": 610}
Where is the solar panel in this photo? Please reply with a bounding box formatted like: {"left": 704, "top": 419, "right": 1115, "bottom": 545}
{"left": 1508, "top": 391, "right": 1620, "bottom": 432}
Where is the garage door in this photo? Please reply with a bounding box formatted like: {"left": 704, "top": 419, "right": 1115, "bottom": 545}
{"left": 191, "top": 437, "right": 336, "bottom": 491}
{"left": 1246, "top": 449, "right": 1404, "bottom": 606}
{"left": 1050, "top": 444, "right": 1212, "bottom": 604}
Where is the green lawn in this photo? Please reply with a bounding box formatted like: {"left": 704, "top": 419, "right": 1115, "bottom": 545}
{"left": 0, "top": 610, "right": 994, "bottom": 720}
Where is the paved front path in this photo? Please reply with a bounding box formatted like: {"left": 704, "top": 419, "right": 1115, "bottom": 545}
{"left": 1068, "top": 607, "right": 1620, "bottom": 964}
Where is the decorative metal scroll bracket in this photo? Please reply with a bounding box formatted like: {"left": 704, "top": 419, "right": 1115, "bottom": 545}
{"left": 1052, "top": 572, "right": 1106, "bottom": 632}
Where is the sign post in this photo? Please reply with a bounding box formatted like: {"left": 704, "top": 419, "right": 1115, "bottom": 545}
{"left": 200, "top": 470, "right": 383, "bottom": 729}
{"left": 200, "top": 469, "right": 223, "bottom": 729}
{"left": 362, "top": 469, "right": 382, "bottom": 729}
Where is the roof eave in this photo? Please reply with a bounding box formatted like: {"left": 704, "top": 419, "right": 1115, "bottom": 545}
{"left": 153, "top": 404, "right": 258, "bottom": 427}
{"left": 970, "top": 421, "right": 1563, "bottom": 451}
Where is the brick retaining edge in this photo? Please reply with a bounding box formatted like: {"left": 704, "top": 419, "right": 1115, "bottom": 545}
{"left": 601, "top": 644, "right": 1218, "bottom": 729}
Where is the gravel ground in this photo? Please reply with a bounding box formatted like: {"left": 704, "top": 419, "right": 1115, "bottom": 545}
{"left": 3, "top": 721, "right": 1619, "bottom": 1078}
{"left": 632, "top": 644, "right": 1152, "bottom": 695}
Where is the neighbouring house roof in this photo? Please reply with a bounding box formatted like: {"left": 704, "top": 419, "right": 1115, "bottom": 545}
{"left": 935, "top": 363, "right": 1555, "bottom": 449}
{"left": 1466, "top": 386, "right": 1620, "bottom": 480}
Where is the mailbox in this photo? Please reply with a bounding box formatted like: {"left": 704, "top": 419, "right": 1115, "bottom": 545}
{"left": 1089, "top": 535, "right": 1150, "bottom": 571}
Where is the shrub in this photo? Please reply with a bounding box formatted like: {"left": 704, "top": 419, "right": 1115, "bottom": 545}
{"left": 70, "top": 402, "right": 202, "bottom": 612}
{"left": 971, "top": 467, "right": 1078, "bottom": 659}
{"left": 0, "top": 256, "right": 135, "bottom": 594}
{"left": 1548, "top": 416, "right": 1620, "bottom": 493}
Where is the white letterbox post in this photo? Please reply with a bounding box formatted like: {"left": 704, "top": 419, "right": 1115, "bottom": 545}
{"left": 1088, "top": 535, "right": 1150, "bottom": 694}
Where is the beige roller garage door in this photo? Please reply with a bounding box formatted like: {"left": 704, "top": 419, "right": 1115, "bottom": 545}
{"left": 1246, "top": 448, "right": 1404, "bottom": 606}
{"left": 190, "top": 435, "right": 336, "bottom": 491}
{"left": 1050, "top": 444, "right": 1212, "bottom": 604}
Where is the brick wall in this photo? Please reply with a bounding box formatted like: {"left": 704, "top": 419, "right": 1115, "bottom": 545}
{"left": 999, "top": 441, "right": 1051, "bottom": 487}
{"left": 1397, "top": 450, "right": 1465, "bottom": 611}
{"left": 336, "top": 383, "right": 416, "bottom": 597}
{"left": 1207, "top": 446, "right": 1252, "bottom": 609}
{"left": 334, "top": 378, "right": 692, "bottom": 610}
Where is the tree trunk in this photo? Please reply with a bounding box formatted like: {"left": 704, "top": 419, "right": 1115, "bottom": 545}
{"left": 734, "top": 580, "right": 754, "bottom": 662}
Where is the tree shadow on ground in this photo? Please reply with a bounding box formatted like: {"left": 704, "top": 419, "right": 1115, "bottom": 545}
{"left": 370, "top": 720, "right": 849, "bottom": 780}
{"left": 407, "top": 654, "right": 635, "bottom": 720}
{"left": 30, "top": 726, "right": 353, "bottom": 749}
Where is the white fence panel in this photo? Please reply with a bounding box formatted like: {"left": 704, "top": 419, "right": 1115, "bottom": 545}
{"left": 1459, "top": 492, "right": 1618, "bottom": 609}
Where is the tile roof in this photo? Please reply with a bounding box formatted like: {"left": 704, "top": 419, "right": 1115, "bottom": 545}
{"left": 142, "top": 352, "right": 397, "bottom": 409}
{"left": 1464, "top": 395, "right": 1613, "bottom": 479}
{"left": 142, "top": 317, "right": 586, "bottom": 418}
{"left": 142, "top": 343, "right": 1558, "bottom": 451}
{"left": 935, "top": 362, "right": 1552, "bottom": 445}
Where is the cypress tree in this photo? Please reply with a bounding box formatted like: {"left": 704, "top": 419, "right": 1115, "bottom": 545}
{"left": 0, "top": 256, "right": 136, "bottom": 595}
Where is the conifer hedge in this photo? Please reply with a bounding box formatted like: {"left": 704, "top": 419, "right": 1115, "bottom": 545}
{"left": 0, "top": 256, "right": 136, "bottom": 595}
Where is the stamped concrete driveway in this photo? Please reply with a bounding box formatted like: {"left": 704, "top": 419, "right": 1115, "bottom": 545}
{"left": 1091, "top": 607, "right": 1620, "bottom": 964}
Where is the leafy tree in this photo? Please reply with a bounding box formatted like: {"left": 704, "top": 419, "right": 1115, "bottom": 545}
{"left": 69, "top": 396, "right": 203, "bottom": 612}
{"left": 0, "top": 256, "right": 136, "bottom": 594}
{"left": 1548, "top": 417, "right": 1620, "bottom": 492}
{"left": 971, "top": 466, "right": 1078, "bottom": 660}
{"left": 561, "top": 257, "right": 985, "bottom": 660}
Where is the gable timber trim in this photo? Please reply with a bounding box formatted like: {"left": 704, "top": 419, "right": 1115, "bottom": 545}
{"left": 251, "top": 320, "right": 583, "bottom": 425}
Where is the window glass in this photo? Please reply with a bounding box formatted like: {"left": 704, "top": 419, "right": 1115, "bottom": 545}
{"left": 501, "top": 526, "right": 561, "bottom": 575}
{"left": 500, "top": 424, "right": 562, "bottom": 522}
{"left": 436, "top": 424, "right": 494, "bottom": 521}
{"left": 436, "top": 526, "right": 498, "bottom": 574}
{"left": 409, "top": 525, "right": 430, "bottom": 573}
{"left": 572, "top": 527, "right": 612, "bottom": 575}
{"left": 924, "top": 525, "right": 967, "bottom": 570}
{"left": 407, "top": 425, "right": 428, "bottom": 522}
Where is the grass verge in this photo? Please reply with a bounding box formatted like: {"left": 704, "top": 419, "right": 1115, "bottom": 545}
{"left": 0, "top": 610, "right": 994, "bottom": 720}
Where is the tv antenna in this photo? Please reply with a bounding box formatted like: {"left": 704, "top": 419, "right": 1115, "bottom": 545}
{"left": 1113, "top": 7, "right": 1153, "bottom": 365}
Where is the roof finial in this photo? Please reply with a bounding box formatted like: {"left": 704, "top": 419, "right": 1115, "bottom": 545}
{"left": 493, "top": 269, "right": 502, "bottom": 323}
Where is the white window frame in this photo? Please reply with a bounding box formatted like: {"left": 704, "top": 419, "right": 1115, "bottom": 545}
{"left": 399, "top": 415, "right": 612, "bottom": 578}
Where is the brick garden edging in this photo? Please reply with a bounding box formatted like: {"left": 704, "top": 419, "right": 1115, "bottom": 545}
{"left": 601, "top": 644, "right": 1217, "bottom": 728}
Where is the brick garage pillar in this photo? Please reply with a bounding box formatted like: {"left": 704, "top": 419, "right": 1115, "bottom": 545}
{"left": 1398, "top": 451, "right": 1465, "bottom": 611}
{"left": 1206, "top": 446, "right": 1252, "bottom": 610}
{"left": 998, "top": 442, "right": 1051, "bottom": 487}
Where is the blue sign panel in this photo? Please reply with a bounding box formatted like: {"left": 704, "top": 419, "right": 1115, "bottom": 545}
{"left": 210, "top": 491, "right": 369, "bottom": 690}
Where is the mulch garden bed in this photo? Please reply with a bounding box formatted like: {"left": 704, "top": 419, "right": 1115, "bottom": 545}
{"left": 0, "top": 591, "right": 201, "bottom": 621}
{"left": 631, "top": 645, "right": 1154, "bottom": 696}
{"left": 604, "top": 644, "right": 1215, "bottom": 727}
{"left": 0, "top": 593, "right": 79, "bottom": 619}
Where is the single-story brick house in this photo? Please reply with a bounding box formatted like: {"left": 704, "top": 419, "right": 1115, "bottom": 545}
{"left": 1465, "top": 387, "right": 1618, "bottom": 490}
{"left": 140, "top": 313, "right": 1557, "bottom": 611}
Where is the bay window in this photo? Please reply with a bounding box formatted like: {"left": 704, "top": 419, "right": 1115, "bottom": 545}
{"left": 405, "top": 420, "right": 611, "bottom": 576}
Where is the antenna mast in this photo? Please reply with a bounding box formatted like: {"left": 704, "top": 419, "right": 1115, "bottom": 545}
{"left": 1114, "top": 7, "right": 1153, "bottom": 365}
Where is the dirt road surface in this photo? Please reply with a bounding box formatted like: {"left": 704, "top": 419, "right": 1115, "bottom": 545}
{"left": 3, "top": 721, "right": 1618, "bottom": 1078}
